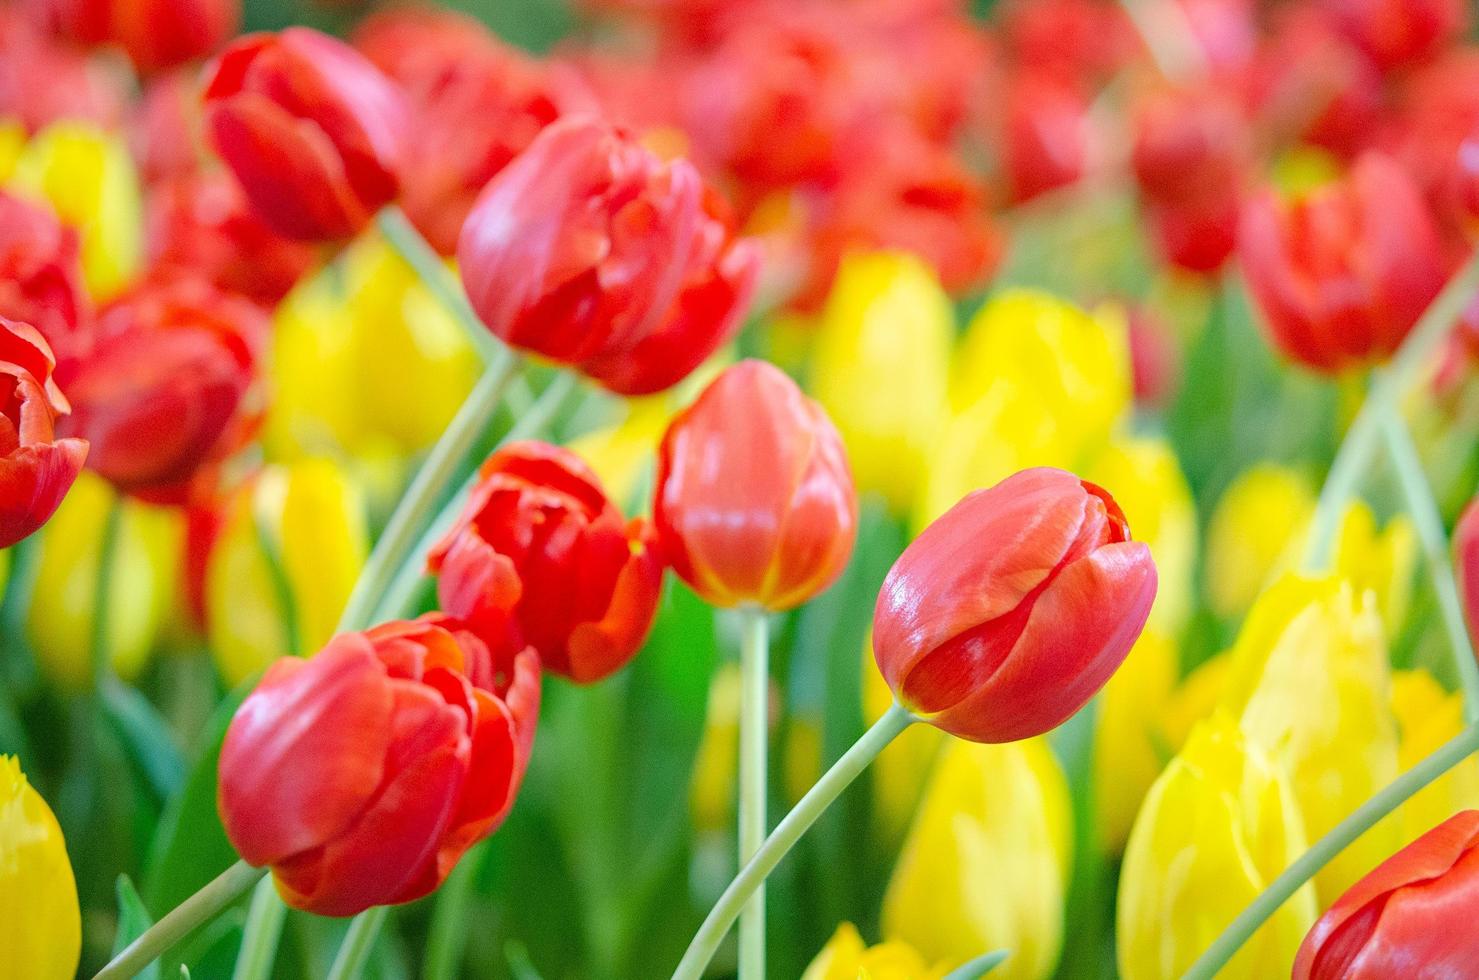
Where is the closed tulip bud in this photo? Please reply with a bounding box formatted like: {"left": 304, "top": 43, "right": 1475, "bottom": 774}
{"left": 207, "top": 458, "right": 369, "bottom": 687}
{"left": 1295, "top": 810, "right": 1479, "bottom": 979}
{"left": 458, "top": 116, "right": 760, "bottom": 396}
{"left": 882, "top": 738, "right": 1071, "bottom": 980}
{"left": 876, "top": 468, "right": 1156, "bottom": 743}
{"left": 803, "top": 923, "right": 945, "bottom": 980}
{"left": 655, "top": 359, "right": 857, "bottom": 611}
{"left": 0, "top": 191, "right": 89, "bottom": 368}
{"left": 1458, "top": 496, "right": 1479, "bottom": 649}
{"left": 429, "top": 441, "right": 664, "bottom": 683}
{"left": 1239, "top": 154, "right": 1447, "bottom": 374}
{"left": 0, "top": 317, "right": 86, "bottom": 548}
{"left": 0, "top": 757, "right": 80, "bottom": 980}
{"left": 811, "top": 252, "right": 952, "bottom": 514}
{"left": 1118, "top": 714, "right": 1317, "bottom": 979}
{"left": 34, "top": 0, "right": 240, "bottom": 74}
{"left": 1002, "top": 74, "right": 1092, "bottom": 205}
{"left": 219, "top": 616, "right": 538, "bottom": 916}
{"left": 1205, "top": 462, "right": 1315, "bottom": 619}
{"left": 58, "top": 278, "right": 265, "bottom": 504}
{"left": 1390, "top": 670, "right": 1479, "bottom": 846}
{"left": 202, "top": 28, "right": 409, "bottom": 242}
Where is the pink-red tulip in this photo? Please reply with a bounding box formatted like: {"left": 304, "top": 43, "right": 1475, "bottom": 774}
{"left": 218, "top": 615, "right": 539, "bottom": 916}
{"left": 0, "top": 9, "right": 128, "bottom": 132}
{"left": 1323, "top": 0, "right": 1465, "bottom": 73}
{"left": 202, "top": 28, "right": 409, "bottom": 242}
{"left": 32, "top": 0, "right": 239, "bottom": 73}
{"left": 0, "top": 316, "right": 87, "bottom": 548}
{"left": 654, "top": 359, "right": 857, "bottom": 611}
{"left": 873, "top": 467, "right": 1156, "bottom": 743}
{"left": 1457, "top": 496, "right": 1479, "bottom": 652}
{"left": 1239, "top": 153, "right": 1447, "bottom": 374}
{"left": 457, "top": 116, "right": 759, "bottom": 396}
{"left": 0, "top": 192, "right": 90, "bottom": 371}
{"left": 1293, "top": 809, "right": 1479, "bottom": 979}
{"left": 1002, "top": 74, "right": 1091, "bottom": 205}
{"left": 428, "top": 441, "right": 665, "bottom": 683}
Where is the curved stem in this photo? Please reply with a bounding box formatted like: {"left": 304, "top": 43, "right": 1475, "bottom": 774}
{"left": 93, "top": 861, "right": 265, "bottom": 980}
{"left": 1184, "top": 721, "right": 1479, "bottom": 980}
{"left": 326, "top": 906, "right": 389, "bottom": 980}
{"left": 89, "top": 493, "right": 124, "bottom": 688}
{"left": 1382, "top": 414, "right": 1479, "bottom": 720}
{"left": 737, "top": 608, "right": 769, "bottom": 980}
{"left": 942, "top": 950, "right": 1010, "bottom": 980}
{"left": 673, "top": 703, "right": 916, "bottom": 980}
{"left": 232, "top": 876, "right": 289, "bottom": 980}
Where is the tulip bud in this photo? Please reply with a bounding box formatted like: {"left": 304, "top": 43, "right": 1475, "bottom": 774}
{"left": 457, "top": 115, "right": 760, "bottom": 396}
{"left": 1205, "top": 462, "right": 1315, "bottom": 619}
{"left": 655, "top": 359, "right": 857, "bottom": 611}
{"left": 1458, "top": 495, "right": 1479, "bottom": 650}
{"left": 218, "top": 616, "right": 540, "bottom": 916}
{"left": 57, "top": 278, "right": 265, "bottom": 504}
{"left": 0, "top": 191, "right": 89, "bottom": 369}
{"left": 206, "top": 458, "right": 369, "bottom": 687}
{"left": 1239, "top": 153, "right": 1447, "bottom": 374}
{"left": 1391, "top": 669, "right": 1479, "bottom": 847}
{"left": 1002, "top": 74, "right": 1091, "bottom": 205}
{"left": 202, "top": 28, "right": 409, "bottom": 242}
{"left": 33, "top": 0, "right": 240, "bottom": 74}
{"left": 429, "top": 441, "right": 665, "bottom": 683}
{"left": 0, "top": 316, "right": 86, "bottom": 548}
{"left": 882, "top": 738, "right": 1070, "bottom": 979}
{"left": 0, "top": 756, "right": 80, "bottom": 980}
{"left": 876, "top": 468, "right": 1156, "bottom": 743}
{"left": 1323, "top": 0, "right": 1464, "bottom": 73}
{"left": 803, "top": 923, "right": 945, "bottom": 980}
{"left": 1118, "top": 714, "right": 1317, "bottom": 979}
{"left": 1294, "top": 810, "right": 1479, "bottom": 980}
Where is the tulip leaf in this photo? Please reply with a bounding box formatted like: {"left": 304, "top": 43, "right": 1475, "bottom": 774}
{"left": 113, "top": 874, "right": 161, "bottom": 980}
{"left": 944, "top": 949, "right": 1011, "bottom": 980}
{"left": 101, "top": 677, "right": 187, "bottom": 803}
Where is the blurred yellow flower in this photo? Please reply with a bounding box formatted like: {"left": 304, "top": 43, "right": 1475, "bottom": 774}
{"left": 862, "top": 639, "right": 944, "bottom": 842}
{"left": 690, "top": 662, "right": 741, "bottom": 834}
{"left": 1158, "top": 652, "right": 1230, "bottom": 755}
{"left": 811, "top": 252, "right": 952, "bottom": 513}
{"left": 1220, "top": 574, "right": 1399, "bottom": 903}
{"left": 0, "top": 756, "right": 80, "bottom": 980}
{"left": 1332, "top": 502, "right": 1416, "bottom": 639}
{"left": 1094, "top": 628, "right": 1177, "bottom": 852}
{"left": 1390, "top": 669, "right": 1479, "bottom": 846}
{"left": 568, "top": 398, "right": 671, "bottom": 510}
{"left": 6, "top": 121, "right": 142, "bottom": 301}
{"left": 208, "top": 458, "right": 369, "bottom": 687}
{"left": 1204, "top": 463, "right": 1314, "bottom": 620}
{"left": 803, "top": 923, "right": 945, "bottom": 980}
{"left": 0, "top": 119, "right": 24, "bottom": 179}
{"left": 882, "top": 737, "right": 1070, "bottom": 980}
{"left": 1117, "top": 713, "right": 1316, "bottom": 980}
{"left": 28, "top": 472, "right": 181, "bottom": 688}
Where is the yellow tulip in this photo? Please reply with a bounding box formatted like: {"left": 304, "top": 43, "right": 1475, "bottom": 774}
{"left": 1331, "top": 502, "right": 1416, "bottom": 639}
{"left": 690, "top": 662, "right": 741, "bottom": 834}
{"left": 1117, "top": 713, "right": 1316, "bottom": 980}
{"left": 882, "top": 738, "right": 1070, "bottom": 980}
{"left": 6, "top": 121, "right": 142, "bottom": 301}
{"left": 803, "top": 923, "right": 946, "bottom": 980}
{"left": 28, "top": 472, "right": 181, "bottom": 688}
{"left": 264, "top": 270, "right": 360, "bottom": 461}
{"left": 1204, "top": 463, "right": 1315, "bottom": 620}
{"left": 0, "top": 757, "right": 80, "bottom": 980}
{"left": 1088, "top": 436, "right": 1198, "bottom": 635}
{"left": 1158, "top": 652, "right": 1230, "bottom": 755}
{"left": 1219, "top": 574, "right": 1399, "bottom": 902}
{"left": 207, "top": 458, "right": 368, "bottom": 687}
{"left": 1094, "top": 628, "right": 1178, "bottom": 852}
{"left": 810, "top": 251, "right": 953, "bottom": 513}
{"left": 862, "top": 639, "right": 944, "bottom": 841}
{"left": 1390, "top": 669, "right": 1479, "bottom": 846}
{"left": 567, "top": 399, "right": 672, "bottom": 510}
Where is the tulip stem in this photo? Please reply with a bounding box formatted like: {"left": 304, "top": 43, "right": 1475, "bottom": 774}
{"left": 737, "top": 607, "right": 769, "bottom": 980}
{"left": 89, "top": 493, "right": 123, "bottom": 689}
{"left": 325, "top": 905, "right": 389, "bottom": 980}
{"left": 1305, "top": 249, "right": 1479, "bottom": 569}
{"left": 1184, "top": 721, "right": 1479, "bottom": 980}
{"left": 93, "top": 860, "right": 265, "bottom": 980}
{"left": 232, "top": 876, "right": 289, "bottom": 980}
{"left": 672, "top": 702, "right": 916, "bottom": 980}
{"left": 1381, "top": 413, "right": 1479, "bottom": 720}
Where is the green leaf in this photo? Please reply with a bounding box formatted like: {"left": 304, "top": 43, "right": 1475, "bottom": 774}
{"left": 101, "top": 677, "right": 187, "bottom": 802}
{"left": 113, "top": 874, "right": 161, "bottom": 980}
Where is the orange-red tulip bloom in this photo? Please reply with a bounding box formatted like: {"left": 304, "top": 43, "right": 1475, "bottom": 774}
{"left": 202, "top": 28, "right": 409, "bottom": 242}
{"left": 0, "top": 191, "right": 90, "bottom": 371}
{"left": 57, "top": 279, "right": 264, "bottom": 504}
{"left": 33, "top": 0, "right": 239, "bottom": 73}
{"left": 1457, "top": 496, "right": 1479, "bottom": 653}
{"left": 1293, "top": 809, "right": 1479, "bottom": 979}
{"left": 1239, "top": 153, "right": 1447, "bottom": 375}
{"left": 428, "top": 441, "right": 665, "bottom": 684}
{"left": 0, "top": 317, "right": 87, "bottom": 548}
{"left": 654, "top": 359, "right": 857, "bottom": 611}
{"left": 219, "top": 615, "right": 539, "bottom": 916}
{"left": 457, "top": 115, "right": 759, "bottom": 396}
{"left": 874, "top": 467, "right": 1156, "bottom": 743}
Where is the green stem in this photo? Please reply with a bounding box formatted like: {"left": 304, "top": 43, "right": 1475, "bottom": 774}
{"left": 423, "top": 844, "right": 481, "bottom": 980}
{"left": 1305, "top": 250, "right": 1479, "bottom": 567}
{"left": 232, "top": 877, "right": 289, "bottom": 980}
{"left": 737, "top": 608, "right": 769, "bottom": 980}
{"left": 326, "top": 906, "right": 389, "bottom": 980}
{"left": 673, "top": 703, "right": 916, "bottom": 980}
{"left": 90, "top": 493, "right": 124, "bottom": 688}
{"left": 93, "top": 860, "right": 265, "bottom": 980}
{"left": 1184, "top": 721, "right": 1479, "bottom": 980}
{"left": 1382, "top": 414, "right": 1479, "bottom": 720}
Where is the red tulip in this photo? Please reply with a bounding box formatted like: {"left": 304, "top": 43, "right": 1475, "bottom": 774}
{"left": 1456, "top": 497, "right": 1479, "bottom": 653}
{"left": 458, "top": 116, "right": 759, "bottom": 396}
{"left": 1239, "top": 153, "right": 1448, "bottom": 374}
{"left": 56, "top": 279, "right": 265, "bottom": 504}
{"left": 0, "top": 8, "right": 128, "bottom": 132}
{"left": 1293, "top": 810, "right": 1479, "bottom": 979}
{"left": 654, "top": 359, "right": 857, "bottom": 611}
{"left": 202, "top": 28, "right": 409, "bottom": 242}
{"left": 0, "top": 191, "right": 90, "bottom": 371}
{"left": 1002, "top": 74, "right": 1091, "bottom": 205}
{"left": 218, "top": 615, "right": 539, "bottom": 916}
{"left": 1323, "top": 0, "right": 1465, "bottom": 73}
{"left": 428, "top": 441, "right": 665, "bottom": 683}
{"left": 33, "top": 0, "right": 238, "bottom": 73}
{"left": 0, "top": 316, "right": 87, "bottom": 548}
{"left": 873, "top": 467, "right": 1156, "bottom": 743}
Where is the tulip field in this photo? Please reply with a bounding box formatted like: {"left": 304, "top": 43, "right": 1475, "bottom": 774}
{"left": 9, "top": 0, "right": 1479, "bottom": 977}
